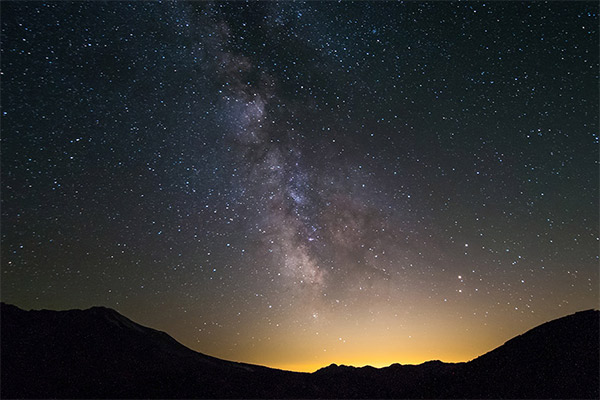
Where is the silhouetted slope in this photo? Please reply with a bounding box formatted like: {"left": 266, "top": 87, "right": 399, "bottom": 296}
{"left": 311, "top": 310, "right": 599, "bottom": 399}
{"left": 0, "top": 303, "right": 310, "bottom": 398}
{"left": 1, "top": 302, "right": 598, "bottom": 398}
{"left": 463, "top": 309, "right": 600, "bottom": 399}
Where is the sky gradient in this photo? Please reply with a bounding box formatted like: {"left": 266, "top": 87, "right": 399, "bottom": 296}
{"left": 1, "top": 1, "right": 598, "bottom": 372}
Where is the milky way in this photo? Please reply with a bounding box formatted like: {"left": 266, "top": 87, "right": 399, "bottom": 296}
{"left": 1, "top": 2, "right": 598, "bottom": 371}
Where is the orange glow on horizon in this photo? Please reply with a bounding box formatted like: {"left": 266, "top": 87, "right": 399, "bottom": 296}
{"left": 222, "top": 329, "right": 514, "bottom": 373}
{"left": 138, "top": 295, "right": 599, "bottom": 375}
{"left": 266, "top": 354, "right": 473, "bottom": 374}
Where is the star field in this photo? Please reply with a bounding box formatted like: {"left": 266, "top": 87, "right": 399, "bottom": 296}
{"left": 1, "top": 1, "right": 598, "bottom": 372}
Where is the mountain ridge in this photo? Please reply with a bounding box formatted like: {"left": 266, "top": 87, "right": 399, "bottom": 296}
{"left": 1, "top": 302, "right": 598, "bottom": 398}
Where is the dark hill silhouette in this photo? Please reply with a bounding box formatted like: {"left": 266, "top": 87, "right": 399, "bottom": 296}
{"left": 0, "top": 303, "right": 311, "bottom": 398}
{"left": 462, "top": 309, "right": 599, "bottom": 398}
{"left": 1, "top": 302, "right": 598, "bottom": 398}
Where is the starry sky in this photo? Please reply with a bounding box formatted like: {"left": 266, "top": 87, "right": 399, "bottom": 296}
{"left": 1, "top": 1, "right": 598, "bottom": 372}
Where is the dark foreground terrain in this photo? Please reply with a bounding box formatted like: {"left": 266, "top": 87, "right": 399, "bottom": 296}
{"left": 1, "top": 302, "right": 598, "bottom": 398}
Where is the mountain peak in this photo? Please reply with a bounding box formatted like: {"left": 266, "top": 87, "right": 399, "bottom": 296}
{"left": 86, "top": 305, "right": 146, "bottom": 332}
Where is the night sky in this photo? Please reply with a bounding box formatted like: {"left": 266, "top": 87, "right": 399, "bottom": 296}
{"left": 1, "top": 1, "right": 598, "bottom": 372}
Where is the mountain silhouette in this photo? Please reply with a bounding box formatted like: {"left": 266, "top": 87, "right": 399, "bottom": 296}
{"left": 1, "top": 302, "right": 598, "bottom": 398}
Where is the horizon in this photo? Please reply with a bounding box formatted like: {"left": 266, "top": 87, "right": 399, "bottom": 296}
{"left": 3, "top": 301, "right": 597, "bottom": 373}
{"left": 1, "top": 2, "right": 598, "bottom": 375}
